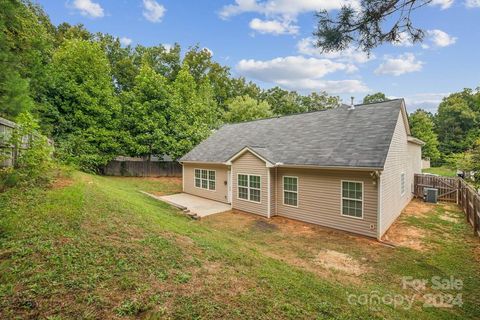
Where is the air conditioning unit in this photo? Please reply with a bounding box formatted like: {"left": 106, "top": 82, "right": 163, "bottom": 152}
{"left": 424, "top": 188, "right": 438, "bottom": 203}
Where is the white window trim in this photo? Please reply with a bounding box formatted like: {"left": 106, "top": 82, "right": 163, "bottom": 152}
{"left": 194, "top": 168, "right": 216, "bottom": 191}
{"left": 237, "top": 173, "right": 261, "bottom": 203}
{"left": 340, "top": 180, "right": 364, "bottom": 220}
{"left": 400, "top": 172, "right": 406, "bottom": 196}
{"left": 282, "top": 176, "right": 299, "bottom": 208}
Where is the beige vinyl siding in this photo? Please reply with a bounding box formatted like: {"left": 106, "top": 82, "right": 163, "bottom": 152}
{"left": 183, "top": 163, "right": 230, "bottom": 203}
{"left": 275, "top": 168, "right": 378, "bottom": 237}
{"left": 408, "top": 142, "right": 422, "bottom": 178}
{"left": 231, "top": 151, "right": 268, "bottom": 217}
{"left": 270, "top": 168, "right": 276, "bottom": 216}
{"left": 380, "top": 112, "right": 418, "bottom": 236}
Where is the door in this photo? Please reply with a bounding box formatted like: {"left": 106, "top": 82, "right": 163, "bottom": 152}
{"left": 227, "top": 170, "right": 232, "bottom": 203}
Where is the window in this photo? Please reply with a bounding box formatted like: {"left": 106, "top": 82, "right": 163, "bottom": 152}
{"left": 283, "top": 176, "right": 298, "bottom": 207}
{"left": 194, "top": 169, "right": 215, "bottom": 190}
{"left": 238, "top": 174, "right": 261, "bottom": 203}
{"left": 341, "top": 181, "right": 363, "bottom": 218}
{"left": 400, "top": 172, "right": 406, "bottom": 195}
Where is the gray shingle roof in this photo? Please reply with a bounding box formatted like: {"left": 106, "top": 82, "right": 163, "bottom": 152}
{"left": 180, "top": 99, "right": 405, "bottom": 169}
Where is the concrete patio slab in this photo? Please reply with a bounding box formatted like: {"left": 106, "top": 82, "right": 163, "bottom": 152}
{"left": 155, "top": 193, "right": 231, "bottom": 217}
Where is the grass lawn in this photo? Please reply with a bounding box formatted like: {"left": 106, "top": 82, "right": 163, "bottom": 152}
{"left": 0, "top": 171, "right": 479, "bottom": 319}
{"left": 422, "top": 167, "right": 457, "bottom": 177}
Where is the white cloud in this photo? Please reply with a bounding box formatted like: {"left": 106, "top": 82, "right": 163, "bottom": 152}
{"left": 236, "top": 55, "right": 368, "bottom": 93}
{"left": 430, "top": 0, "right": 454, "bottom": 9}
{"left": 219, "top": 0, "right": 360, "bottom": 19}
{"left": 375, "top": 53, "right": 423, "bottom": 76}
{"left": 402, "top": 93, "right": 449, "bottom": 113}
{"left": 143, "top": 0, "right": 166, "bottom": 23}
{"left": 203, "top": 47, "right": 214, "bottom": 56}
{"left": 119, "top": 37, "right": 132, "bottom": 46}
{"left": 297, "top": 37, "right": 374, "bottom": 63}
{"left": 465, "top": 0, "right": 480, "bottom": 8}
{"left": 219, "top": 0, "right": 359, "bottom": 36}
{"left": 277, "top": 79, "right": 368, "bottom": 93}
{"left": 392, "top": 31, "right": 414, "bottom": 47}
{"left": 72, "top": 0, "right": 104, "bottom": 18}
{"left": 249, "top": 18, "right": 299, "bottom": 35}
{"left": 427, "top": 29, "right": 457, "bottom": 47}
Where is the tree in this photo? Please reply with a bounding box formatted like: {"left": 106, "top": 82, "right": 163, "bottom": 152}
{"left": 120, "top": 63, "right": 169, "bottom": 159}
{"left": 224, "top": 95, "right": 272, "bottom": 123}
{"left": 167, "top": 63, "right": 219, "bottom": 159}
{"left": 314, "top": 1, "right": 432, "bottom": 52}
{"left": 409, "top": 109, "right": 440, "bottom": 161}
{"left": 436, "top": 89, "right": 479, "bottom": 155}
{"left": 42, "top": 39, "right": 120, "bottom": 171}
{"left": 0, "top": 0, "right": 53, "bottom": 118}
{"left": 261, "top": 87, "right": 303, "bottom": 116}
{"left": 363, "top": 92, "right": 388, "bottom": 104}
{"left": 300, "top": 92, "right": 340, "bottom": 111}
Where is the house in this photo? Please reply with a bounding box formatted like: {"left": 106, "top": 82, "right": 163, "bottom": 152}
{"left": 179, "top": 99, "right": 424, "bottom": 239}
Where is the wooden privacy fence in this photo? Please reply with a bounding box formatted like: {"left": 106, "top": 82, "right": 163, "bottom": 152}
{"left": 104, "top": 160, "right": 182, "bottom": 177}
{"left": 414, "top": 174, "right": 480, "bottom": 237}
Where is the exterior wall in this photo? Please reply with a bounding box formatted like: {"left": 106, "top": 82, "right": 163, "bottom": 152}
{"left": 380, "top": 113, "right": 421, "bottom": 236}
{"left": 270, "top": 168, "right": 276, "bottom": 216}
{"left": 421, "top": 158, "right": 430, "bottom": 169}
{"left": 183, "top": 163, "right": 230, "bottom": 204}
{"left": 231, "top": 151, "right": 269, "bottom": 217}
{"left": 274, "top": 168, "right": 378, "bottom": 237}
{"left": 409, "top": 143, "right": 422, "bottom": 176}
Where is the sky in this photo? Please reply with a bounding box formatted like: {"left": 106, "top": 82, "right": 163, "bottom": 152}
{"left": 37, "top": 0, "right": 480, "bottom": 113}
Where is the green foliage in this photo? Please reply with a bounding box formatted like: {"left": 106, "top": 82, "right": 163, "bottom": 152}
{"left": 167, "top": 63, "right": 219, "bottom": 159}
{"left": 120, "top": 63, "right": 169, "bottom": 158}
{"left": 362, "top": 92, "right": 387, "bottom": 104}
{"left": 0, "top": 112, "right": 52, "bottom": 191}
{"left": 42, "top": 39, "right": 120, "bottom": 171}
{"left": 262, "top": 87, "right": 303, "bottom": 115}
{"left": 444, "top": 152, "right": 473, "bottom": 173}
{"left": 436, "top": 89, "right": 480, "bottom": 156}
{"left": 224, "top": 95, "right": 272, "bottom": 123}
{"left": 0, "top": 0, "right": 53, "bottom": 118}
{"left": 409, "top": 109, "right": 440, "bottom": 161}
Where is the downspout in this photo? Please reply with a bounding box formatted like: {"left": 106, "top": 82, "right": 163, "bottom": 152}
{"left": 182, "top": 163, "right": 184, "bottom": 192}
{"left": 267, "top": 168, "right": 271, "bottom": 218}
{"left": 275, "top": 166, "right": 278, "bottom": 216}
{"left": 377, "top": 171, "right": 383, "bottom": 240}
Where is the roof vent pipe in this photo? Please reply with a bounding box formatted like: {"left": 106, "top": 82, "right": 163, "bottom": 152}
{"left": 349, "top": 96, "right": 355, "bottom": 110}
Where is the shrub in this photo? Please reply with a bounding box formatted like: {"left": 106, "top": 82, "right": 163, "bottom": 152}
{"left": 0, "top": 112, "right": 53, "bottom": 191}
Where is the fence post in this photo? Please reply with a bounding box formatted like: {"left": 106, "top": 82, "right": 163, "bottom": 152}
{"left": 473, "top": 196, "right": 478, "bottom": 236}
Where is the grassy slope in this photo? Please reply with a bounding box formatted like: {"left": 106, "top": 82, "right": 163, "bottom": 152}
{"left": 422, "top": 167, "right": 457, "bottom": 177}
{"left": 0, "top": 171, "right": 478, "bottom": 319}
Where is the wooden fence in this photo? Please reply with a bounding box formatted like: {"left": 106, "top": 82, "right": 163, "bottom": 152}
{"left": 414, "top": 173, "right": 480, "bottom": 237}
{"left": 0, "top": 117, "right": 17, "bottom": 167}
{"left": 103, "top": 160, "right": 182, "bottom": 177}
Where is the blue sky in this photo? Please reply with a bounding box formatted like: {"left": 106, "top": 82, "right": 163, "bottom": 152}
{"left": 38, "top": 0, "right": 480, "bottom": 112}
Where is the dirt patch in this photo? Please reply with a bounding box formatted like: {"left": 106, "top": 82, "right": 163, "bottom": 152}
{"left": 50, "top": 177, "right": 73, "bottom": 189}
{"left": 271, "top": 216, "right": 321, "bottom": 236}
{"left": 250, "top": 220, "right": 278, "bottom": 232}
{"left": 313, "top": 249, "right": 365, "bottom": 276}
{"left": 402, "top": 199, "right": 436, "bottom": 217}
{"left": 384, "top": 225, "right": 427, "bottom": 251}
{"left": 439, "top": 212, "right": 460, "bottom": 223}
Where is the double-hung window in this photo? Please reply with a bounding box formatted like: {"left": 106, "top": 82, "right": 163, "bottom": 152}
{"left": 341, "top": 181, "right": 363, "bottom": 218}
{"left": 194, "top": 169, "right": 215, "bottom": 190}
{"left": 283, "top": 176, "right": 298, "bottom": 207}
{"left": 238, "top": 174, "right": 261, "bottom": 202}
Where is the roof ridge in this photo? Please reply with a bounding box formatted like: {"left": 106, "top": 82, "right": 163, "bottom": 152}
{"left": 222, "top": 98, "right": 404, "bottom": 127}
